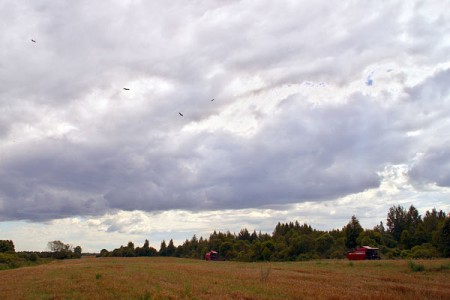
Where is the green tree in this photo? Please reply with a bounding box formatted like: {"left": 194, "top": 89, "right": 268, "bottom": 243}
{"left": 406, "top": 205, "right": 421, "bottom": 228}
{"left": 344, "top": 215, "right": 363, "bottom": 249}
{"left": 73, "top": 246, "right": 82, "bottom": 258}
{"left": 220, "top": 242, "right": 234, "bottom": 260}
{"left": 387, "top": 205, "right": 408, "bottom": 241}
{"left": 235, "top": 240, "right": 252, "bottom": 261}
{"left": 373, "top": 221, "right": 385, "bottom": 233}
{"left": 386, "top": 205, "right": 423, "bottom": 242}
{"left": 137, "top": 239, "right": 157, "bottom": 257}
{"left": 315, "top": 233, "right": 335, "bottom": 258}
{"left": 47, "top": 240, "right": 71, "bottom": 252}
{"left": 423, "top": 209, "right": 447, "bottom": 247}
{"left": 166, "top": 239, "right": 176, "bottom": 256}
{"left": 357, "top": 230, "right": 381, "bottom": 247}
{"left": 146, "top": 244, "right": 158, "bottom": 257}
{"left": 439, "top": 218, "right": 450, "bottom": 257}
{"left": 261, "top": 240, "right": 275, "bottom": 261}
{"left": 48, "top": 240, "right": 73, "bottom": 259}
{"left": 238, "top": 228, "right": 251, "bottom": 241}
{"left": 288, "top": 234, "right": 315, "bottom": 259}
{"left": 159, "top": 240, "right": 167, "bottom": 256}
{"left": 400, "top": 230, "right": 413, "bottom": 249}
{"left": 127, "top": 241, "right": 134, "bottom": 249}
{"left": 122, "top": 242, "right": 134, "bottom": 257}
{"left": 0, "top": 240, "right": 15, "bottom": 253}
{"left": 112, "top": 247, "right": 124, "bottom": 257}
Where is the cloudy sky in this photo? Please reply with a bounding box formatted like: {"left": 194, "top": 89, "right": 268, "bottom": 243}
{"left": 1, "top": 1, "right": 449, "bottom": 252}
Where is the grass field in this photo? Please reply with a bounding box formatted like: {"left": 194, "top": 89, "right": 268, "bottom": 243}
{"left": 0, "top": 257, "right": 449, "bottom": 299}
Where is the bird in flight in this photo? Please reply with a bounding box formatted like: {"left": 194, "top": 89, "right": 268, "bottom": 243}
{"left": 179, "top": 112, "right": 183, "bottom": 117}
{"left": 31, "top": 39, "right": 36, "bottom": 43}
{"left": 211, "top": 98, "right": 215, "bottom": 101}
{"left": 123, "top": 88, "right": 130, "bottom": 90}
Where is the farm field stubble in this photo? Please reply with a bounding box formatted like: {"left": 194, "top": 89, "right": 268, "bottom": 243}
{"left": 0, "top": 257, "right": 449, "bottom": 299}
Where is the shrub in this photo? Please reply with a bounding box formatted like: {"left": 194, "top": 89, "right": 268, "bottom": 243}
{"left": 52, "top": 250, "right": 72, "bottom": 259}
{"left": 0, "top": 252, "right": 16, "bottom": 263}
{"left": 7, "top": 259, "right": 20, "bottom": 269}
{"left": 400, "top": 250, "right": 411, "bottom": 259}
{"left": 385, "top": 248, "right": 401, "bottom": 259}
{"left": 0, "top": 252, "right": 22, "bottom": 269}
{"left": 28, "top": 253, "right": 39, "bottom": 262}
{"left": 410, "top": 243, "right": 439, "bottom": 259}
{"left": 408, "top": 260, "right": 425, "bottom": 272}
{"left": 98, "top": 249, "right": 110, "bottom": 257}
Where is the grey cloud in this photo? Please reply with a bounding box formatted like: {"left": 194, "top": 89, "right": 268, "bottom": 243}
{"left": 1, "top": 1, "right": 449, "bottom": 221}
{"left": 194, "top": 95, "right": 413, "bottom": 208}
{"left": 404, "top": 69, "right": 450, "bottom": 106}
{"left": 410, "top": 146, "right": 450, "bottom": 187}
{"left": 405, "top": 69, "right": 450, "bottom": 187}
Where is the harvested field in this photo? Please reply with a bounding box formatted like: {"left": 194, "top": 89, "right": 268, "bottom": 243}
{"left": 0, "top": 257, "right": 449, "bottom": 299}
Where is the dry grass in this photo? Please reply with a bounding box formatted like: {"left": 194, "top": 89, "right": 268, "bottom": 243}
{"left": 0, "top": 257, "right": 449, "bottom": 299}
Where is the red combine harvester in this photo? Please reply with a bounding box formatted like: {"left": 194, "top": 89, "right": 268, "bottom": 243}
{"left": 346, "top": 246, "right": 380, "bottom": 260}
{"left": 205, "top": 250, "right": 219, "bottom": 261}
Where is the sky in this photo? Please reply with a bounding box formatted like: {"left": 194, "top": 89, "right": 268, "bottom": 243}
{"left": 1, "top": 1, "right": 450, "bottom": 252}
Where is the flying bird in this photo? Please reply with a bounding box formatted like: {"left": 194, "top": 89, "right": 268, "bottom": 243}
{"left": 123, "top": 88, "right": 130, "bottom": 90}
{"left": 179, "top": 112, "right": 183, "bottom": 117}
{"left": 31, "top": 39, "right": 36, "bottom": 43}
{"left": 211, "top": 98, "right": 215, "bottom": 101}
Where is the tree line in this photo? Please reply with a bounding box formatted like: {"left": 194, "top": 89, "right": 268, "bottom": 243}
{"left": 2, "top": 205, "right": 449, "bottom": 262}
{"left": 99, "top": 205, "right": 449, "bottom": 261}
{"left": 0, "top": 240, "right": 83, "bottom": 270}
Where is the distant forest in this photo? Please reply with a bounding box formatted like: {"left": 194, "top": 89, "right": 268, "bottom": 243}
{"left": 98, "top": 205, "right": 450, "bottom": 261}
{"left": 1, "top": 205, "right": 449, "bottom": 267}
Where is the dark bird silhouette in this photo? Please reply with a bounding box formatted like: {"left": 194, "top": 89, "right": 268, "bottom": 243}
{"left": 123, "top": 88, "right": 130, "bottom": 90}
{"left": 31, "top": 39, "right": 36, "bottom": 43}
{"left": 211, "top": 98, "right": 215, "bottom": 101}
{"left": 179, "top": 112, "right": 183, "bottom": 117}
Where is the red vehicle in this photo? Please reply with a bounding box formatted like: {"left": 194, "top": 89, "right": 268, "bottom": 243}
{"left": 346, "top": 246, "right": 380, "bottom": 260}
{"left": 205, "top": 250, "right": 219, "bottom": 261}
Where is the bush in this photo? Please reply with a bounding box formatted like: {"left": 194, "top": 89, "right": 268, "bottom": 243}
{"left": 28, "top": 253, "right": 39, "bottom": 262}
{"left": 52, "top": 250, "right": 72, "bottom": 259}
{"left": 0, "top": 252, "right": 22, "bottom": 270}
{"left": 0, "top": 252, "right": 17, "bottom": 263}
{"left": 97, "top": 249, "right": 110, "bottom": 257}
{"left": 17, "top": 252, "right": 39, "bottom": 262}
{"left": 408, "top": 260, "right": 425, "bottom": 272}
{"left": 385, "top": 248, "right": 401, "bottom": 259}
{"left": 7, "top": 259, "right": 20, "bottom": 269}
{"left": 410, "top": 243, "right": 439, "bottom": 259}
{"left": 400, "top": 250, "right": 411, "bottom": 259}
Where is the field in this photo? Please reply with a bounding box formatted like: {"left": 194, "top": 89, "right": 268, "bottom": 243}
{"left": 0, "top": 257, "right": 449, "bottom": 299}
